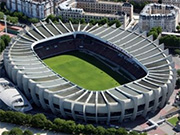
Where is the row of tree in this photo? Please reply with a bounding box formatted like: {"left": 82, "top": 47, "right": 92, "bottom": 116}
{"left": 0, "top": 35, "right": 11, "bottom": 53}
{"left": 159, "top": 35, "right": 180, "bottom": 48}
{"left": 2, "top": 128, "right": 33, "bottom": 135}
{"left": 46, "top": 14, "right": 121, "bottom": 28}
{"left": 0, "top": 110, "right": 147, "bottom": 135}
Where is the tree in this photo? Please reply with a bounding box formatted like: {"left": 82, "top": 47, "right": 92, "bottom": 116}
{"left": 63, "top": 120, "right": 76, "bottom": 133}
{"left": 156, "top": 26, "right": 162, "bottom": 34}
{"left": 0, "top": 39, "right": 5, "bottom": 52}
{"left": 84, "top": 124, "right": 96, "bottom": 135}
{"left": 177, "top": 69, "right": 180, "bottom": 76}
{"left": 90, "top": 19, "right": 96, "bottom": 25}
{"left": 116, "top": 127, "right": 128, "bottom": 135}
{"left": 95, "top": 126, "right": 106, "bottom": 135}
{"left": 7, "top": 16, "right": 18, "bottom": 24}
{"left": 74, "top": 124, "right": 85, "bottom": 134}
{"left": 175, "top": 49, "right": 180, "bottom": 55}
{"left": 53, "top": 118, "right": 66, "bottom": 132}
{"left": 2, "top": 131, "right": 9, "bottom": 135}
{"left": 1, "top": 35, "right": 11, "bottom": 47}
{"left": 28, "top": 18, "right": 39, "bottom": 23}
{"left": 31, "top": 113, "right": 47, "bottom": 128}
{"left": 176, "top": 25, "right": 180, "bottom": 32}
{"left": 13, "top": 12, "right": 23, "bottom": 18}
{"left": 129, "top": 131, "right": 139, "bottom": 135}
{"left": 9, "top": 128, "right": 23, "bottom": 135}
{"left": 106, "top": 128, "right": 116, "bottom": 135}
{"left": 80, "top": 18, "right": 86, "bottom": 24}
{"left": 115, "top": 20, "right": 121, "bottom": 28}
{"left": 46, "top": 14, "right": 56, "bottom": 23}
{"left": 23, "top": 130, "right": 33, "bottom": 135}
{"left": 0, "top": 12, "right": 4, "bottom": 19}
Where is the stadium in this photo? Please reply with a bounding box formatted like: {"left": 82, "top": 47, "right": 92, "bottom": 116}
{"left": 3, "top": 20, "right": 176, "bottom": 124}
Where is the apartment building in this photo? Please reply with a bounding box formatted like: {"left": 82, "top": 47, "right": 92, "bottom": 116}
{"left": 139, "top": 3, "right": 180, "bottom": 32}
{"left": 6, "top": 0, "right": 55, "bottom": 19}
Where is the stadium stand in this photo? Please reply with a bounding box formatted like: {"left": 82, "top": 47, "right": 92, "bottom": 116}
{"left": 3, "top": 20, "right": 176, "bottom": 124}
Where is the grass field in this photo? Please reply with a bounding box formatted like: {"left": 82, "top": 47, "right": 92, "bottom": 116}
{"left": 43, "top": 51, "right": 129, "bottom": 91}
{"left": 167, "top": 116, "right": 179, "bottom": 126}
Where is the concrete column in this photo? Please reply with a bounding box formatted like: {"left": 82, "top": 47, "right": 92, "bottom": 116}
{"left": 30, "top": 84, "right": 41, "bottom": 106}
{"left": 152, "top": 89, "right": 159, "bottom": 112}
{"left": 119, "top": 101, "right": 125, "bottom": 122}
{"left": 71, "top": 102, "right": 76, "bottom": 120}
{"left": 38, "top": 89, "right": 48, "bottom": 110}
{"left": 59, "top": 98, "right": 66, "bottom": 118}
{"left": 159, "top": 86, "right": 167, "bottom": 108}
{"left": 16, "top": 71, "right": 24, "bottom": 91}
{"left": 142, "top": 93, "right": 150, "bottom": 117}
{"left": 131, "top": 97, "right": 138, "bottom": 120}
{"left": 48, "top": 93, "right": 56, "bottom": 114}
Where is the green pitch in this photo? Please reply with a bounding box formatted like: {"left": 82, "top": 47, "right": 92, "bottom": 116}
{"left": 43, "top": 51, "right": 128, "bottom": 91}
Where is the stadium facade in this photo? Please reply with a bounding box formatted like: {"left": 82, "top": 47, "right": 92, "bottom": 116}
{"left": 3, "top": 20, "right": 176, "bottom": 123}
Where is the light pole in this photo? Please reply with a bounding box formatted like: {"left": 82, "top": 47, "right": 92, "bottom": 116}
{"left": 4, "top": 14, "right": 7, "bottom": 33}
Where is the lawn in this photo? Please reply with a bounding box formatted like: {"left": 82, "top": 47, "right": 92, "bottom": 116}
{"left": 167, "top": 116, "right": 179, "bottom": 126}
{"left": 43, "top": 51, "right": 129, "bottom": 91}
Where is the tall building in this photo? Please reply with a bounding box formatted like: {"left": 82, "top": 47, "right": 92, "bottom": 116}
{"left": 139, "top": 3, "right": 180, "bottom": 32}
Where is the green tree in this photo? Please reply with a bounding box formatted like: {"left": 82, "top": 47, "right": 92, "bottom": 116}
{"left": 175, "top": 49, "right": 180, "bottom": 55}
{"left": 7, "top": 16, "right": 18, "bottom": 24}
{"left": 28, "top": 18, "right": 39, "bottom": 23}
{"left": 13, "top": 12, "right": 23, "bottom": 18}
{"left": 80, "top": 18, "right": 86, "bottom": 24}
{"left": 31, "top": 113, "right": 47, "bottom": 128}
{"left": 90, "top": 19, "right": 96, "bottom": 25}
{"left": 1, "top": 35, "right": 11, "bottom": 47}
{"left": 84, "top": 124, "right": 96, "bottom": 135}
{"left": 177, "top": 69, "right": 180, "bottom": 76}
{"left": 0, "top": 39, "right": 5, "bottom": 52}
{"left": 9, "top": 128, "right": 23, "bottom": 135}
{"left": 116, "top": 127, "right": 128, "bottom": 135}
{"left": 2, "top": 131, "right": 9, "bottom": 135}
{"left": 0, "top": 11, "right": 4, "bottom": 19}
{"left": 95, "top": 126, "right": 106, "bottom": 135}
{"left": 63, "top": 120, "right": 76, "bottom": 133}
{"left": 106, "top": 128, "right": 116, "bottom": 135}
{"left": 129, "top": 131, "right": 139, "bottom": 135}
{"left": 53, "top": 118, "right": 66, "bottom": 132}
{"left": 115, "top": 20, "right": 121, "bottom": 28}
{"left": 176, "top": 25, "right": 180, "bottom": 32}
{"left": 46, "top": 14, "right": 56, "bottom": 23}
{"left": 74, "top": 124, "right": 85, "bottom": 134}
{"left": 23, "top": 130, "right": 33, "bottom": 135}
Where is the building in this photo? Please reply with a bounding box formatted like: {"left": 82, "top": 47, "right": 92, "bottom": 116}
{"left": 0, "top": 78, "right": 32, "bottom": 112}
{"left": 6, "top": 0, "right": 133, "bottom": 23}
{"left": 0, "top": 0, "right": 6, "bottom": 3}
{"left": 6, "top": 0, "right": 55, "bottom": 19}
{"left": 128, "top": 0, "right": 158, "bottom": 3}
{"left": 58, "top": 0, "right": 133, "bottom": 23}
{"left": 139, "top": 3, "right": 180, "bottom": 32}
{"left": 3, "top": 20, "right": 176, "bottom": 123}
{"left": 162, "top": 0, "right": 180, "bottom": 8}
